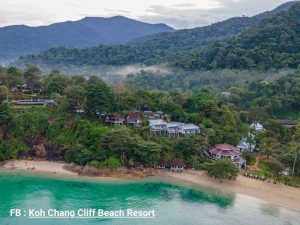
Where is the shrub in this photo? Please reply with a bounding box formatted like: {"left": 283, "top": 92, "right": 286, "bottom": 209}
{"left": 242, "top": 151, "right": 256, "bottom": 166}
{"left": 207, "top": 159, "right": 239, "bottom": 181}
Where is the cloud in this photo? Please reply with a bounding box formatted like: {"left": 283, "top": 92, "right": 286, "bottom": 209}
{"left": 104, "top": 8, "right": 131, "bottom": 14}
{"left": 173, "top": 3, "right": 198, "bottom": 8}
{"left": 0, "top": 0, "right": 293, "bottom": 29}
{"left": 139, "top": 0, "right": 293, "bottom": 29}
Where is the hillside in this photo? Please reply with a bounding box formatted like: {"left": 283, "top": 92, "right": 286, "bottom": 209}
{"left": 0, "top": 16, "right": 174, "bottom": 63}
{"left": 174, "top": 2, "right": 300, "bottom": 70}
{"left": 15, "top": 1, "right": 297, "bottom": 69}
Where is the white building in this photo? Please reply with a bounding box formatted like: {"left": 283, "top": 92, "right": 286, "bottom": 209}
{"left": 237, "top": 137, "right": 255, "bottom": 152}
{"left": 149, "top": 120, "right": 200, "bottom": 137}
{"left": 166, "top": 122, "right": 183, "bottom": 137}
{"left": 179, "top": 123, "right": 201, "bottom": 135}
{"left": 149, "top": 119, "right": 168, "bottom": 135}
{"left": 250, "top": 123, "right": 264, "bottom": 132}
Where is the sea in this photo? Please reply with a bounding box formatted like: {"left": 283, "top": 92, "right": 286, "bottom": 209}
{"left": 0, "top": 171, "right": 299, "bottom": 225}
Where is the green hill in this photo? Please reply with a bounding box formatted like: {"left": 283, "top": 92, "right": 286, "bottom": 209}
{"left": 174, "top": 3, "right": 300, "bottom": 70}
{"left": 15, "top": 2, "right": 299, "bottom": 70}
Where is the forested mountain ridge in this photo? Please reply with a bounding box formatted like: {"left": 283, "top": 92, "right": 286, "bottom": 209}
{"left": 130, "top": 1, "right": 297, "bottom": 51}
{"left": 15, "top": 2, "right": 298, "bottom": 68}
{"left": 174, "top": 2, "right": 300, "bottom": 70}
{"left": 0, "top": 16, "right": 174, "bottom": 63}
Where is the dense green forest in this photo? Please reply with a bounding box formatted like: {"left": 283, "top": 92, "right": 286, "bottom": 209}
{"left": 15, "top": 2, "right": 299, "bottom": 71}
{"left": 0, "top": 65, "right": 300, "bottom": 183}
{"left": 174, "top": 3, "right": 300, "bottom": 70}
{"left": 126, "top": 69, "right": 293, "bottom": 92}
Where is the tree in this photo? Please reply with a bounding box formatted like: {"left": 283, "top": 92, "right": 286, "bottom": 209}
{"left": 0, "top": 85, "right": 8, "bottom": 102}
{"left": 289, "top": 142, "right": 299, "bottom": 178}
{"left": 7, "top": 67, "right": 22, "bottom": 88}
{"left": 100, "top": 128, "right": 134, "bottom": 162}
{"left": 0, "top": 104, "right": 11, "bottom": 126}
{"left": 10, "top": 108, "right": 50, "bottom": 136}
{"left": 132, "top": 139, "right": 161, "bottom": 166}
{"left": 242, "top": 151, "right": 256, "bottom": 166}
{"left": 51, "top": 93, "right": 68, "bottom": 112}
{"left": 290, "top": 122, "right": 300, "bottom": 177}
{"left": 0, "top": 139, "right": 29, "bottom": 161}
{"left": 86, "top": 81, "right": 116, "bottom": 114}
{"left": 175, "top": 135, "right": 208, "bottom": 166}
{"left": 64, "top": 85, "right": 86, "bottom": 109}
{"left": 64, "top": 144, "right": 91, "bottom": 165}
{"left": 207, "top": 159, "right": 239, "bottom": 181}
{"left": 45, "top": 74, "right": 69, "bottom": 96}
{"left": 23, "top": 65, "right": 42, "bottom": 91}
{"left": 262, "top": 158, "right": 284, "bottom": 174}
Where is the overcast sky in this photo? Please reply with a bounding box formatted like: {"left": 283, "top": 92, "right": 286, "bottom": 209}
{"left": 0, "top": 0, "right": 294, "bottom": 29}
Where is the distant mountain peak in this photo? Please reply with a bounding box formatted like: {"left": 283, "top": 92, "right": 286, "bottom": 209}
{"left": 0, "top": 16, "right": 174, "bottom": 63}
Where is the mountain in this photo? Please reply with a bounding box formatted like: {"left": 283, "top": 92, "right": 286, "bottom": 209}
{"left": 15, "top": 1, "right": 298, "bottom": 69}
{"left": 130, "top": 1, "right": 297, "bottom": 50}
{"left": 0, "top": 16, "right": 174, "bottom": 63}
{"left": 174, "top": 2, "right": 300, "bottom": 70}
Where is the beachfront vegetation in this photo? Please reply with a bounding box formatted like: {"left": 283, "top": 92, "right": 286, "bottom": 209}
{"left": 207, "top": 159, "right": 239, "bottom": 181}
{"left": 0, "top": 65, "right": 300, "bottom": 184}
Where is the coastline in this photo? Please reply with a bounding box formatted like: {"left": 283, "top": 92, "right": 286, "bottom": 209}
{"left": 1, "top": 159, "right": 300, "bottom": 212}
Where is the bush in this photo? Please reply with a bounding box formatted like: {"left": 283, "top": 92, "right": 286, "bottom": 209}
{"left": 242, "top": 151, "right": 256, "bottom": 166}
{"left": 260, "top": 158, "right": 284, "bottom": 174}
{"left": 64, "top": 144, "right": 91, "bottom": 165}
{"left": 0, "top": 139, "right": 29, "bottom": 161}
{"left": 207, "top": 159, "right": 239, "bottom": 181}
{"left": 89, "top": 157, "right": 121, "bottom": 169}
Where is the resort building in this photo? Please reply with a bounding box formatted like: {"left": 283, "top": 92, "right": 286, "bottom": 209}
{"left": 72, "top": 106, "right": 85, "bottom": 114}
{"left": 250, "top": 122, "right": 264, "bottom": 132}
{"left": 144, "top": 111, "right": 163, "bottom": 120}
{"left": 149, "top": 119, "right": 201, "bottom": 137}
{"left": 106, "top": 113, "right": 126, "bottom": 125}
{"left": 221, "top": 92, "right": 231, "bottom": 98}
{"left": 126, "top": 112, "right": 141, "bottom": 127}
{"left": 149, "top": 119, "right": 168, "bottom": 135}
{"left": 209, "top": 144, "right": 246, "bottom": 169}
{"left": 179, "top": 123, "right": 201, "bottom": 135}
{"left": 166, "top": 122, "right": 183, "bottom": 137}
{"left": 237, "top": 137, "right": 255, "bottom": 152}
{"left": 154, "top": 158, "right": 166, "bottom": 169}
{"left": 278, "top": 119, "right": 298, "bottom": 128}
{"left": 12, "top": 99, "right": 54, "bottom": 107}
{"left": 166, "top": 158, "right": 185, "bottom": 172}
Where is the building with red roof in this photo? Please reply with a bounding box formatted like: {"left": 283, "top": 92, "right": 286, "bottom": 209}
{"left": 126, "top": 111, "right": 141, "bottom": 127}
{"left": 209, "top": 144, "right": 246, "bottom": 169}
{"left": 106, "top": 113, "right": 125, "bottom": 125}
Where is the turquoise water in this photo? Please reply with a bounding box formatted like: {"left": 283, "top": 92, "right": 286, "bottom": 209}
{"left": 0, "top": 172, "right": 299, "bottom": 225}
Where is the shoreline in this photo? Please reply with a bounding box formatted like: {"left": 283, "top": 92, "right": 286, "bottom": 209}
{"left": 1, "top": 159, "right": 300, "bottom": 212}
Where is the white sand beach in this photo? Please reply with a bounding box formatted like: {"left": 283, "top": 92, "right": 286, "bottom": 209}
{"left": 163, "top": 170, "right": 300, "bottom": 212}
{"left": 2, "top": 159, "right": 77, "bottom": 175}
{"left": 1, "top": 160, "right": 300, "bottom": 212}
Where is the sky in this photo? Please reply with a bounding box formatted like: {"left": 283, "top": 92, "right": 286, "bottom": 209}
{"left": 0, "top": 0, "right": 294, "bottom": 29}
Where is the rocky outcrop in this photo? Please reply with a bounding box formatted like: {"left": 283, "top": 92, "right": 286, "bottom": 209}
{"left": 64, "top": 164, "right": 159, "bottom": 179}
{"left": 23, "top": 136, "right": 66, "bottom": 160}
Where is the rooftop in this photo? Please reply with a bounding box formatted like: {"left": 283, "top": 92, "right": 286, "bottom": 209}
{"left": 127, "top": 111, "right": 141, "bottom": 120}
{"left": 209, "top": 144, "right": 241, "bottom": 156}
{"left": 149, "top": 119, "right": 168, "bottom": 126}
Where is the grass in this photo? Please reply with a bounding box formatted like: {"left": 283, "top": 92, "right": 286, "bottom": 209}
{"left": 258, "top": 160, "right": 269, "bottom": 171}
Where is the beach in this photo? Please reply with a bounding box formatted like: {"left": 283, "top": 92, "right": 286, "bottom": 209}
{"left": 163, "top": 170, "right": 300, "bottom": 212}
{"left": 1, "top": 159, "right": 300, "bottom": 212}
{"left": 2, "top": 160, "right": 77, "bottom": 175}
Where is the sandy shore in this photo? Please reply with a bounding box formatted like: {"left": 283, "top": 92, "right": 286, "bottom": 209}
{"left": 163, "top": 170, "right": 300, "bottom": 212}
{"left": 2, "top": 159, "right": 77, "bottom": 175}
{"left": 1, "top": 160, "right": 300, "bottom": 212}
